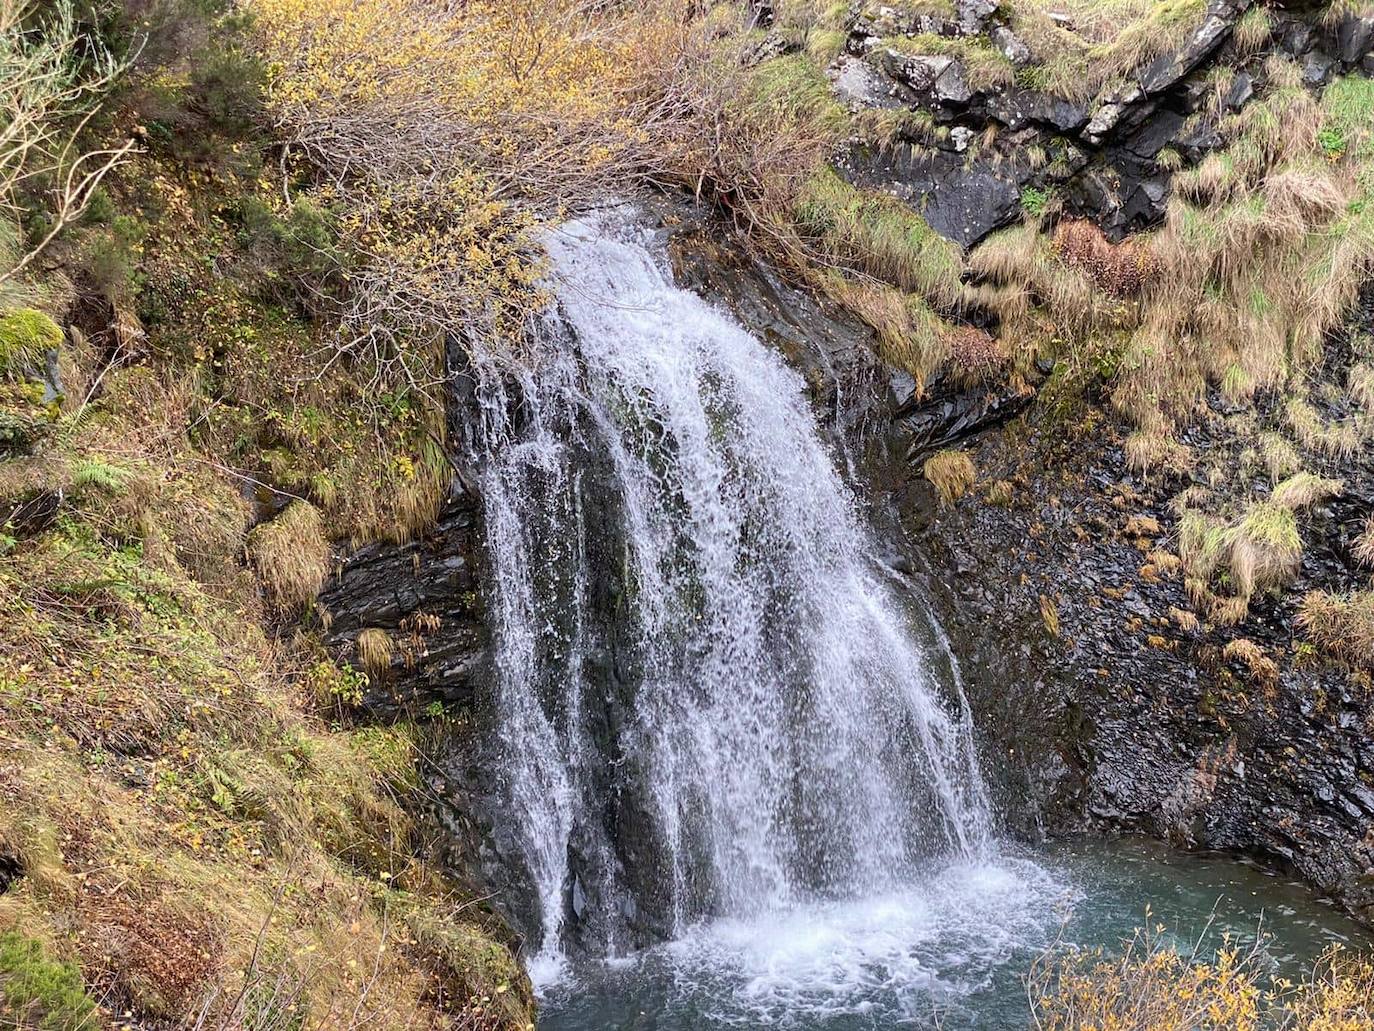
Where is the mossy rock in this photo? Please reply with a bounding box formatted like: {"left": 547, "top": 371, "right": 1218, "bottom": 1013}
{"left": 0, "top": 309, "right": 62, "bottom": 381}
{"left": 0, "top": 932, "right": 99, "bottom": 1031}
{"left": 0, "top": 410, "right": 55, "bottom": 458}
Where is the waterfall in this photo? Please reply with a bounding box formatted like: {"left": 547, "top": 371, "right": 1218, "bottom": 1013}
{"left": 465, "top": 209, "right": 993, "bottom": 972}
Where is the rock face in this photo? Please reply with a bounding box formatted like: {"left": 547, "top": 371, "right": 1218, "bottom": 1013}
{"left": 896, "top": 287, "right": 1374, "bottom": 925}
{"left": 834, "top": 1, "right": 1374, "bottom": 247}
{"left": 316, "top": 491, "right": 488, "bottom": 718}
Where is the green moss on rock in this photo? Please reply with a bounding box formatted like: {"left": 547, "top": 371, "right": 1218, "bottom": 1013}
{"left": 0, "top": 309, "right": 61, "bottom": 380}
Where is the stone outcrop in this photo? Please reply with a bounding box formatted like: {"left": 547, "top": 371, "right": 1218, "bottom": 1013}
{"left": 317, "top": 491, "right": 488, "bottom": 718}
{"left": 833, "top": 1, "right": 1374, "bottom": 247}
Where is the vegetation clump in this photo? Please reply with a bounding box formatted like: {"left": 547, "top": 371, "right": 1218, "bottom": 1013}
{"left": 1298, "top": 590, "right": 1374, "bottom": 671}
{"left": 245, "top": 500, "right": 332, "bottom": 615}
{"left": 923, "top": 449, "right": 976, "bottom": 504}
{"left": 1030, "top": 924, "right": 1374, "bottom": 1031}
{"left": 0, "top": 309, "right": 61, "bottom": 379}
{"left": 0, "top": 932, "right": 98, "bottom": 1031}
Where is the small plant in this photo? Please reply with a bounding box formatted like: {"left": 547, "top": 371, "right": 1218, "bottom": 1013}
{"left": 1318, "top": 125, "right": 1347, "bottom": 159}
{"left": 1021, "top": 185, "right": 1052, "bottom": 217}
{"left": 306, "top": 659, "right": 366, "bottom": 707}
{"left": 71, "top": 458, "right": 132, "bottom": 494}
{"left": 0, "top": 932, "right": 98, "bottom": 1031}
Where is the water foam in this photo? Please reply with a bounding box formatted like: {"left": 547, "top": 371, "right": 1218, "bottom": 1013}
{"left": 540, "top": 854, "right": 1079, "bottom": 1029}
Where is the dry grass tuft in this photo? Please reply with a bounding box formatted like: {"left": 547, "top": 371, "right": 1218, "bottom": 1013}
{"left": 923, "top": 449, "right": 976, "bottom": 505}
{"left": 245, "top": 501, "right": 332, "bottom": 615}
{"left": 1039, "top": 593, "right": 1061, "bottom": 638}
{"left": 1298, "top": 590, "right": 1374, "bottom": 670}
{"left": 356, "top": 627, "right": 395, "bottom": 683}
{"left": 1270, "top": 472, "right": 1344, "bottom": 512}
{"left": 1258, "top": 432, "right": 1301, "bottom": 483}
{"left": 1053, "top": 220, "right": 1160, "bottom": 298}
{"left": 1179, "top": 501, "right": 1304, "bottom": 622}
{"left": 1224, "top": 502, "right": 1302, "bottom": 598}
{"left": 1285, "top": 397, "right": 1363, "bottom": 460}
{"left": 1124, "top": 432, "right": 1191, "bottom": 475}
{"left": 1354, "top": 514, "right": 1374, "bottom": 571}
{"left": 1222, "top": 637, "right": 1279, "bottom": 686}
{"left": 1168, "top": 606, "right": 1199, "bottom": 633}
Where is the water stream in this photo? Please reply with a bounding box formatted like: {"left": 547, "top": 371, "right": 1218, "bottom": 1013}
{"left": 460, "top": 209, "right": 1366, "bottom": 1027}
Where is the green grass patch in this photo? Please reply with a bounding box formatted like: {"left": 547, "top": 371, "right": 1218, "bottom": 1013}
{"left": 0, "top": 933, "right": 98, "bottom": 1031}
{"left": 792, "top": 166, "right": 963, "bottom": 306}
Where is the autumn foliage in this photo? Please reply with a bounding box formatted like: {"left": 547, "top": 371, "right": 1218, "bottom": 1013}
{"left": 1030, "top": 925, "right": 1374, "bottom": 1031}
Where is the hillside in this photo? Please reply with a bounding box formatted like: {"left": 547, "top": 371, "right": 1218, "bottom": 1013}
{"left": 1, "top": 0, "right": 1373, "bottom": 1028}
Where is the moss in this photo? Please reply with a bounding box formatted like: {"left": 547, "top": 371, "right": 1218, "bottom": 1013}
{"left": 0, "top": 309, "right": 61, "bottom": 380}
{"left": 0, "top": 933, "right": 98, "bottom": 1031}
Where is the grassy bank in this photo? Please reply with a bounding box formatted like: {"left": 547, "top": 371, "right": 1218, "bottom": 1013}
{"left": 0, "top": 2, "right": 530, "bottom": 1027}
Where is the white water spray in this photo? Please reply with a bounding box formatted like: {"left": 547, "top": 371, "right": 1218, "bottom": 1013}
{"left": 468, "top": 210, "right": 994, "bottom": 976}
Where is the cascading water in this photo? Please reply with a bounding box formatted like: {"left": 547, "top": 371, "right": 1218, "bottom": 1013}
{"left": 465, "top": 208, "right": 999, "bottom": 976}
{"left": 456, "top": 210, "right": 1374, "bottom": 1029}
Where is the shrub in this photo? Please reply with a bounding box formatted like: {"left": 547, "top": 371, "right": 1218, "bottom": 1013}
{"left": 923, "top": 449, "right": 976, "bottom": 505}
{"left": 1030, "top": 924, "right": 1374, "bottom": 1031}
{"left": 0, "top": 932, "right": 98, "bottom": 1031}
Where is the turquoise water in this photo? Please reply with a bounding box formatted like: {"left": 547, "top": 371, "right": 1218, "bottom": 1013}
{"left": 537, "top": 837, "right": 1369, "bottom": 1030}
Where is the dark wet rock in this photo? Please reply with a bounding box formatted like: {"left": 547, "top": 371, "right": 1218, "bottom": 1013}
{"left": 893, "top": 374, "right": 1034, "bottom": 457}
{"left": 898, "top": 289, "right": 1374, "bottom": 925}
{"left": 847, "top": 144, "right": 1023, "bottom": 247}
{"left": 1137, "top": 1, "right": 1248, "bottom": 96}
{"left": 832, "top": 0, "right": 1374, "bottom": 249}
{"left": 1336, "top": 15, "right": 1374, "bottom": 63}
{"left": 317, "top": 491, "right": 488, "bottom": 719}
